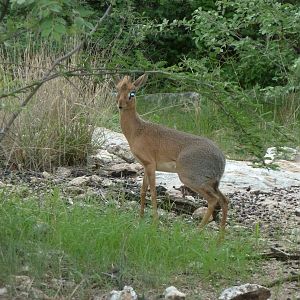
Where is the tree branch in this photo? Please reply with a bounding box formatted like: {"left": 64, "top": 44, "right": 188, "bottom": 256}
{"left": 0, "top": 4, "right": 112, "bottom": 143}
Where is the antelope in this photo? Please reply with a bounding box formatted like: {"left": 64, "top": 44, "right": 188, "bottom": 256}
{"left": 115, "top": 74, "right": 229, "bottom": 231}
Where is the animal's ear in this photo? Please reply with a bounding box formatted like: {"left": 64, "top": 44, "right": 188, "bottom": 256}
{"left": 112, "top": 73, "right": 121, "bottom": 87}
{"left": 133, "top": 74, "right": 148, "bottom": 90}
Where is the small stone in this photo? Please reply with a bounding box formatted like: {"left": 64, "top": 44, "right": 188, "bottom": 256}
{"left": 107, "top": 145, "right": 136, "bottom": 163}
{"left": 67, "top": 176, "right": 90, "bottom": 187}
{"left": 164, "top": 286, "right": 186, "bottom": 300}
{"left": 90, "top": 175, "right": 103, "bottom": 184}
{"left": 185, "top": 195, "right": 195, "bottom": 201}
{"left": 219, "top": 283, "right": 271, "bottom": 300}
{"left": 192, "top": 207, "right": 213, "bottom": 222}
{"left": 0, "top": 287, "right": 8, "bottom": 296}
{"left": 102, "top": 178, "right": 115, "bottom": 187}
{"left": 105, "top": 286, "right": 137, "bottom": 300}
{"left": 295, "top": 208, "right": 300, "bottom": 217}
{"left": 56, "top": 167, "right": 72, "bottom": 178}
{"left": 42, "top": 171, "right": 52, "bottom": 179}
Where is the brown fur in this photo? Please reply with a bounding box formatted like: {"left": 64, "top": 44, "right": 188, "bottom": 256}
{"left": 116, "top": 74, "right": 229, "bottom": 231}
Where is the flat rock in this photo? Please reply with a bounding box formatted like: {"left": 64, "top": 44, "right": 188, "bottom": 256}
{"left": 90, "top": 149, "right": 115, "bottom": 165}
{"left": 219, "top": 283, "right": 271, "bottom": 300}
{"left": 109, "top": 163, "right": 143, "bottom": 177}
{"left": 67, "top": 176, "right": 90, "bottom": 186}
{"left": 92, "top": 128, "right": 135, "bottom": 163}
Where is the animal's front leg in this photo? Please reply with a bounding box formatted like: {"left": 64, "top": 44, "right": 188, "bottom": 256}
{"left": 140, "top": 173, "right": 148, "bottom": 217}
{"left": 144, "top": 164, "right": 158, "bottom": 221}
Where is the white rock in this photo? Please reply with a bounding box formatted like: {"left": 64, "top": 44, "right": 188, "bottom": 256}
{"left": 164, "top": 286, "right": 186, "bottom": 300}
{"left": 192, "top": 207, "right": 213, "bottom": 222}
{"left": 67, "top": 176, "right": 90, "bottom": 186}
{"left": 42, "top": 171, "right": 52, "bottom": 179}
{"left": 91, "top": 149, "right": 114, "bottom": 164}
{"left": 185, "top": 195, "right": 195, "bottom": 201}
{"left": 106, "top": 286, "right": 138, "bottom": 300}
{"left": 92, "top": 127, "right": 135, "bottom": 163}
{"left": 0, "top": 287, "right": 8, "bottom": 296}
{"left": 219, "top": 283, "right": 271, "bottom": 300}
{"left": 264, "top": 146, "right": 298, "bottom": 164}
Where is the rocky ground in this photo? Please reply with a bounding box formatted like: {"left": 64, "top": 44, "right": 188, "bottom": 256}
{"left": 0, "top": 128, "right": 299, "bottom": 299}
{"left": 0, "top": 166, "right": 299, "bottom": 299}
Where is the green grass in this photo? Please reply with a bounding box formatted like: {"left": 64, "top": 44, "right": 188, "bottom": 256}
{"left": 0, "top": 188, "right": 261, "bottom": 298}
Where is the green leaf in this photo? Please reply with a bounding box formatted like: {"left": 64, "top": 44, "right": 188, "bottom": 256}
{"left": 74, "top": 17, "right": 85, "bottom": 29}
{"left": 49, "top": 4, "right": 63, "bottom": 13}
{"left": 54, "top": 23, "right": 66, "bottom": 35}
{"left": 40, "top": 19, "right": 53, "bottom": 37}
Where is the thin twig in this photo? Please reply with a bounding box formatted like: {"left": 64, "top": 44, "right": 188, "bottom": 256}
{"left": 266, "top": 274, "right": 300, "bottom": 288}
{"left": 68, "top": 278, "right": 85, "bottom": 299}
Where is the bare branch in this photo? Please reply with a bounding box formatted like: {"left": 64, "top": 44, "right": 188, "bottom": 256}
{"left": 0, "top": 69, "right": 170, "bottom": 99}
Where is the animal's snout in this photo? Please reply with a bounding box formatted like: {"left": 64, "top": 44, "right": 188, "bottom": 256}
{"left": 118, "top": 106, "right": 122, "bottom": 110}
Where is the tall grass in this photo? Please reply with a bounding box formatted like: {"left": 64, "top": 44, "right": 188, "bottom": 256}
{"left": 0, "top": 41, "right": 115, "bottom": 171}
{"left": 0, "top": 188, "right": 259, "bottom": 297}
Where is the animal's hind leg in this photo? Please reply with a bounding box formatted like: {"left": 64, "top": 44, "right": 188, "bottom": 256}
{"left": 215, "top": 189, "right": 229, "bottom": 231}
{"left": 178, "top": 174, "right": 220, "bottom": 229}
{"left": 196, "top": 186, "right": 220, "bottom": 229}
{"left": 178, "top": 171, "right": 229, "bottom": 231}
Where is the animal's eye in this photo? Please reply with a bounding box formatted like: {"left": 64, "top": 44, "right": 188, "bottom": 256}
{"left": 128, "top": 91, "right": 136, "bottom": 99}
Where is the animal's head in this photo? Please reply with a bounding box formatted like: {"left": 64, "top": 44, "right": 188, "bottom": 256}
{"left": 115, "top": 74, "right": 148, "bottom": 111}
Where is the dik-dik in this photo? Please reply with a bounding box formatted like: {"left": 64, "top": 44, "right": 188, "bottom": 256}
{"left": 115, "top": 74, "right": 229, "bottom": 231}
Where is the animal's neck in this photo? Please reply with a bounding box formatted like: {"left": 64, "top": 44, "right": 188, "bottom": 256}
{"left": 120, "top": 108, "right": 143, "bottom": 142}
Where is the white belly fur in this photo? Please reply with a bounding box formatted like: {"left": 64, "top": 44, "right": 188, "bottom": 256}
{"left": 156, "top": 161, "right": 177, "bottom": 173}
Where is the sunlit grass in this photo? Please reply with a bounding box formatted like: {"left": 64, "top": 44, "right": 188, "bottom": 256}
{"left": 0, "top": 187, "right": 261, "bottom": 298}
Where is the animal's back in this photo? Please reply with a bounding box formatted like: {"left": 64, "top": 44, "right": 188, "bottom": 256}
{"left": 133, "top": 119, "right": 226, "bottom": 179}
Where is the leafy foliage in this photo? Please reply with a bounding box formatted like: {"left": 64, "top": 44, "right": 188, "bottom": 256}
{"left": 2, "top": 0, "right": 95, "bottom": 44}
{"left": 0, "top": 0, "right": 299, "bottom": 166}
{"left": 187, "top": 0, "right": 300, "bottom": 88}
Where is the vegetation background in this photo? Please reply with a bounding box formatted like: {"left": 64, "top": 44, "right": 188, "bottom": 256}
{"left": 0, "top": 0, "right": 299, "bottom": 169}
{"left": 0, "top": 0, "right": 299, "bottom": 298}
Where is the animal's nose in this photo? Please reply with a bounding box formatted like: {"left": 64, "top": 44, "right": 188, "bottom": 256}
{"left": 118, "top": 106, "right": 122, "bottom": 110}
